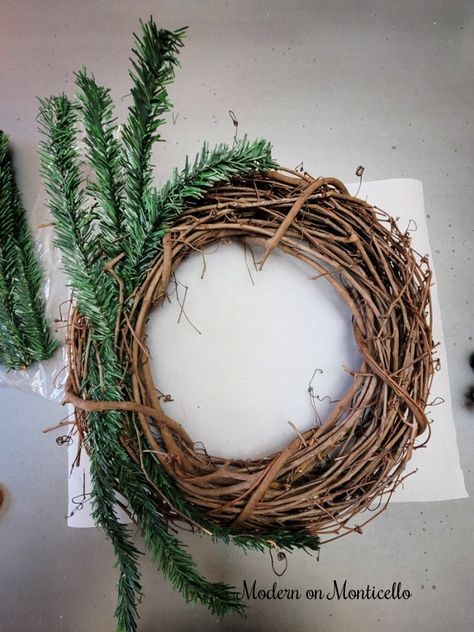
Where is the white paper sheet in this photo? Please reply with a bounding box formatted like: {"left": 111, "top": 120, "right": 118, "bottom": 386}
{"left": 347, "top": 180, "right": 467, "bottom": 502}
{"left": 67, "top": 178, "right": 467, "bottom": 528}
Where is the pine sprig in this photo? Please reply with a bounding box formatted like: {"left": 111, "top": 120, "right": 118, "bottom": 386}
{"left": 114, "top": 453, "right": 245, "bottom": 619}
{"left": 82, "top": 355, "right": 143, "bottom": 632}
{"left": 39, "top": 93, "right": 154, "bottom": 632}
{"left": 75, "top": 69, "right": 124, "bottom": 260}
{"left": 83, "top": 345, "right": 244, "bottom": 628}
{"left": 121, "top": 20, "right": 186, "bottom": 269}
{"left": 38, "top": 95, "right": 118, "bottom": 340}
{"left": 0, "top": 255, "right": 30, "bottom": 369}
{"left": 0, "top": 131, "right": 57, "bottom": 368}
{"left": 39, "top": 95, "right": 150, "bottom": 631}
{"left": 232, "top": 529, "right": 320, "bottom": 554}
{"left": 138, "top": 508, "right": 245, "bottom": 618}
{"left": 0, "top": 139, "right": 30, "bottom": 368}
{"left": 126, "top": 136, "right": 277, "bottom": 285}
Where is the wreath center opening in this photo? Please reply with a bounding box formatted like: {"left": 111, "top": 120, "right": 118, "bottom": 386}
{"left": 147, "top": 239, "right": 362, "bottom": 460}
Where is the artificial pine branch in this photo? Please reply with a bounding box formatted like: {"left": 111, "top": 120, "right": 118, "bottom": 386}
{"left": 38, "top": 96, "right": 119, "bottom": 340}
{"left": 0, "top": 131, "right": 57, "bottom": 368}
{"left": 75, "top": 69, "right": 125, "bottom": 259}
{"left": 6, "top": 161, "right": 57, "bottom": 361}
{"left": 127, "top": 137, "right": 278, "bottom": 286}
{"left": 114, "top": 447, "right": 245, "bottom": 618}
{"left": 39, "top": 101, "right": 144, "bottom": 628}
{"left": 121, "top": 20, "right": 186, "bottom": 273}
{"left": 0, "top": 260, "right": 30, "bottom": 369}
{"left": 86, "top": 414, "right": 143, "bottom": 632}
{"left": 39, "top": 88, "right": 247, "bottom": 629}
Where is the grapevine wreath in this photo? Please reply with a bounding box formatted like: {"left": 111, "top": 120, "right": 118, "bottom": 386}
{"left": 39, "top": 19, "right": 435, "bottom": 632}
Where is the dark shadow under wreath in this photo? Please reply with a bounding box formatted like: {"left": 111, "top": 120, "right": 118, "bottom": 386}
{"left": 39, "top": 18, "right": 435, "bottom": 632}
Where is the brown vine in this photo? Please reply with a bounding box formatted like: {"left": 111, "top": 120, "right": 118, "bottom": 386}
{"left": 65, "top": 168, "right": 436, "bottom": 541}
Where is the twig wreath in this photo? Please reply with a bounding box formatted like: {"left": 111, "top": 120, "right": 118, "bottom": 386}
{"left": 39, "top": 18, "right": 435, "bottom": 632}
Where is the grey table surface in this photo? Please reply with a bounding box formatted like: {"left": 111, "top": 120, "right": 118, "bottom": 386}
{"left": 1, "top": 1, "right": 473, "bottom": 631}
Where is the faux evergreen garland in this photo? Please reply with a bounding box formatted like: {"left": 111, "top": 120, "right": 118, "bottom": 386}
{"left": 38, "top": 18, "right": 434, "bottom": 632}
{"left": 0, "top": 131, "right": 57, "bottom": 369}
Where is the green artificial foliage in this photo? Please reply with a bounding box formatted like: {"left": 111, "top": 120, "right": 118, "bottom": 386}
{"left": 38, "top": 18, "right": 319, "bottom": 632}
{"left": 0, "top": 131, "right": 58, "bottom": 369}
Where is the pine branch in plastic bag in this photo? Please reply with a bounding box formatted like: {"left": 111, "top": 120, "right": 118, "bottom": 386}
{"left": 0, "top": 131, "right": 58, "bottom": 368}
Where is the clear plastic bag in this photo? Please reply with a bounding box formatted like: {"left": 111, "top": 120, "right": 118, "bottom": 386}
{"left": 0, "top": 188, "right": 68, "bottom": 401}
